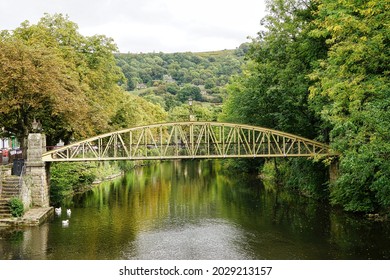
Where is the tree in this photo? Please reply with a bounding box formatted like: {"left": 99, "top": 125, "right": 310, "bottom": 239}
{"left": 222, "top": 0, "right": 327, "bottom": 139}
{"left": 220, "top": 0, "right": 330, "bottom": 197}
{"left": 0, "top": 14, "right": 126, "bottom": 148}
{"left": 309, "top": 0, "right": 390, "bottom": 212}
{"left": 0, "top": 38, "right": 87, "bottom": 150}
{"left": 176, "top": 84, "right": 202, "bottom": 103}
{"left": 110, "top": 94, "right": 167, "bottom": 129}
{"left": 168, "top": 103, "right": 215, "bottom": 122}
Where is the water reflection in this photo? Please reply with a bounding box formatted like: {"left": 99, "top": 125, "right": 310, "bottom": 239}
{"left": 1, "top": 160, "right": 390, "bottom": 260}
{"left": 0, "top": 224, "right": 49, "bottom": 260}
{"left": 123, "top": 219, "right": 250, "bottom": 260}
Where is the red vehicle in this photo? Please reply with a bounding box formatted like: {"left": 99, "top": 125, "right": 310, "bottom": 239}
{"left": 1, "top": 149, "right": 9, "bottom": 164}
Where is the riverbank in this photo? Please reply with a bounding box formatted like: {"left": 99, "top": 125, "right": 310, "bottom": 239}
{"left": 0, "top": 207, "right": 53, "bottom": 227}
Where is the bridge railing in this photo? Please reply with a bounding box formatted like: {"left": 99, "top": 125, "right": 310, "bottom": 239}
{"left": 42, "top": 122, "right": 334, "bottom": 162}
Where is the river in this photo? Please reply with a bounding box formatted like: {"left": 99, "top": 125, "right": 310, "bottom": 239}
{"left": 1, "top": 160, "right": 390, "bottom": 260}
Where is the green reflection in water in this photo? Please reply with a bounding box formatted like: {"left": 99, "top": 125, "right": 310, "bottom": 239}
{"left": 1, "top": 160, "right": 390, "bottom": 259}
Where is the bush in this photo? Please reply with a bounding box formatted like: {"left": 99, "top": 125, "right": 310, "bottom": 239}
{"left": 9, "top": 197, "right": 24, "bottom": 217}
{"left": 50, "top": 162, "right": 97, "bottom": 204}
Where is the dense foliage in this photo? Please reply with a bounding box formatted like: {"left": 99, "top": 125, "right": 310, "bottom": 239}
{"left": 223, "top": 0, "right": 390, "bottom": 213}
{"left": 0, "top": 14, "right": 168, "bottom": 204}
{"left": 309, "top": 0, "right": 390, "bottom": 212}
{"left": 9, "top": 197, "right": 24, "bottom": 217}
{"left": 222, "top": 0, "right": 329, "bottom": 199}
{"left": 0, "top": 14, "right": 167, "bottom": 148}
{"left": 50, "top": 162, "right": 97, "bottom": 203}
{"left": 115, "top": 49, "right": 247, "bottom": 118}
{"left": 116, "top": 49, "right": 246, "bottom": 91}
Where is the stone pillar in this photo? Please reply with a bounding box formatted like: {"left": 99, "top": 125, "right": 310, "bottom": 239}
{"left": 25, "top": 133, "right": 49, "bottom": 207}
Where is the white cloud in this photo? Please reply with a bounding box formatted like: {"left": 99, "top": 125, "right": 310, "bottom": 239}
{"left": 0, "top": 0, "right": 267, "bottom": 53}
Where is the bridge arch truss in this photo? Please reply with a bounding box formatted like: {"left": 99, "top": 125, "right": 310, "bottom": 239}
{"left": 42, "top": 122, "right": 333, "bottom": 162}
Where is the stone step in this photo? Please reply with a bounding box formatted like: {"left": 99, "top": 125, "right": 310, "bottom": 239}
{"left": 1, "top": 189, "right": 19, "bottom": 193}
{"left": 0, "top": 212, "right": 10, "bottom": 216}
{"left": 3, "top": 176, "right": 20, "bottom": 180}
{"left": 1, "top": 186, "right": 20, "bottom": 191}
{"left": 1, "top": 189, "right": 20, "bottom": 193}
{"left": 1, "top": 175, "right": 21, "bottom": 200}
{"left": 1, "top": 180, "right": 20, "bottom": 185}
{"left": 3, "top": 174, "right": 20, "bottom": 178}
{"left": 2, "top": 178, "right": 19, "bottom": 185}
{"left": 2, "top": 184, "right": 20, "bottom": 187}
{"left": 2, "top": 188, "right": 20, "bottom": 192}
{"left": 2, "top": 185, "right": 19, "bottom": 189}
{"left": 1, "top": 186, "right": 19, "bottom": 190}
{"left": 0, "top": 167, "right": 12, "bottom": 174}
{"left": 2, "top": 179, "right": 19, "bottom": 185}
{"left": 0, "top": 199, "right": 12, "bottom": 217}
{"left": 1, "top": 189, "right": 20, "bottom": 195}
{"left": 1, "top": 193, "right": 19, "bottom": 198}
{"left": 2, "top": 175, "right": 21, "bottom": 181}
{"left": 2, "top": 185, "right": 20, "bottom": 188}
{"left": 1, "top": 186, "right": 19, "bottom": 189}
{"left": 0, "top": 215, "right": 12, "bottom": 219}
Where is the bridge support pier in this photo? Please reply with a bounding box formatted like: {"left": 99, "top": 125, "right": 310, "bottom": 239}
{"left": 25, "top": 133, "right": 49, "bottom": 207}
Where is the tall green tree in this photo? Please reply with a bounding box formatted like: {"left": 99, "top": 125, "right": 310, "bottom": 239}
{"left": 0, "top": 38, "right": 86, "bottom": 150}
{"left": 309, "top": 0, "right": 390, "bottom": 212}
{"left": 220, "top": 0, "right": 330, "bottom": 196}
{"left": 0, "top": 14, "right": 126, "bottom": 148}
{"left": 110, "top": 94, "right": 167, "bottom": 129}
{"left": 176, "top": 84, "right": 202, "bottom": 102}
{"left": 222, "top": 0, "right": 327, "bottom": 139}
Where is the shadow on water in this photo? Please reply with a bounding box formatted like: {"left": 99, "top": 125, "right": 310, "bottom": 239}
{"left": 1, "top": 159, "right": 390, "bottom": 259}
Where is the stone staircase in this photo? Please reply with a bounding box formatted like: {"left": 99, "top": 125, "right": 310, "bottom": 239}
{"left": 0, "top": 174, "right": 21, "bottom": 218}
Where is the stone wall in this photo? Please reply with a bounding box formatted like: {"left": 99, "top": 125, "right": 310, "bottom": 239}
{"left": 20, "top": 174, "right": 32, "bottom": 210}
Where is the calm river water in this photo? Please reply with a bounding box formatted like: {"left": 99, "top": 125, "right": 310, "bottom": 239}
{"left": 1, "top": 160, "right": 390, "bottom": 260}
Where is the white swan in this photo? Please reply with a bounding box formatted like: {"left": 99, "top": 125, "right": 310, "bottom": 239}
{"left": 66, "top": 209, "right": 71, "bottom": 217}
{"left": 62, "top": 220, "right": 69, "bottom": 226}
{"left": 55, "top": 207, "right": 62, "bottom": 215}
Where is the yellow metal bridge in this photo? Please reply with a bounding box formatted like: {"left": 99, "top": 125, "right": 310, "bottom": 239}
{"left": 42, "top": 122, "right": 334, "bottom": 162}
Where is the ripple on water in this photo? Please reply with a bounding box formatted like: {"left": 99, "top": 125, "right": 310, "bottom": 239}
{"left": 121, "top": 219, "right": 253, "bottom": 260}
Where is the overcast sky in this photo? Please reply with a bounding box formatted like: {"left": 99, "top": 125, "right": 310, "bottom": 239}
{"left": 0, "top": 0, "right": 267, "bottom": 53}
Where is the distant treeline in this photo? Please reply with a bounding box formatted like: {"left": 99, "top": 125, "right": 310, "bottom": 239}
{"left": 114, "top": 47, "right": 249, "bottom": 117}
{"left": 115, "top": 47, "right": 248, "bottom": 91}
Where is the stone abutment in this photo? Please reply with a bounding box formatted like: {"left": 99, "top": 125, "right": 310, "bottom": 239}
{"left": 24, "top": 133, "right": 49, "bottom": 208}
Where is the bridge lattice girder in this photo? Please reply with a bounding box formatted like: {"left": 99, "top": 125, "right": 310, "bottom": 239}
{"left": 42, "top": 122, "right": 334, "bottom": 162}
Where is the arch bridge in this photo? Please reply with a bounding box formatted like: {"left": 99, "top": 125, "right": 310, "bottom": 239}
{"left": 42, "top": 122, "right": 334, "bottom": 162}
